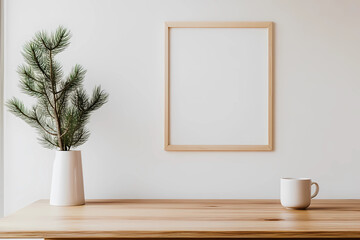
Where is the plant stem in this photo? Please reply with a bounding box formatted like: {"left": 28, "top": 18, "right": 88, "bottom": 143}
{"left": 49, "top": 50, "right": 63, "bottom": 150}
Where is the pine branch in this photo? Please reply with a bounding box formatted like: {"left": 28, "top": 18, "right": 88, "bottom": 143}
{"left": 19, "top": 78, "right": 45, "bottom": 97}
{"left": 48, "top": 49, "right": 64, "bottom": 150}
{"left": 56, "top": 64, "right": 85, "bottom": 99}
{"left": 87, "top": 86, "right": 109, "bottom": 112}
{"left": 6, "top": 98, "right": 36, "bottom": 123}
{"left": 23, "top": 43, "right": 51, "bottom": 80}
{"left": 42, "top": 84, "right": 55, "bottom": 110}
{"left": 34, "top": 26, "right": 71, "bottom": 54}
{"left": 18, "top": 65, "right": 43, "bottom": 85}
{"left": 7, "top": 26, "right": 109, "bottom": 151}
{"left": 32, "top": 108, "right": 58, "bottom": 136}
{"left": 50, "top": 60, "right": 64, "bottom": 84}
{"left": 50, "top": 26, "right": 71, "bottom": 54}
{"left": 70, "top": 127, "right": 90, "bottom": 148}
{"left": 36, "top": 30, "right": 53, "bottom": 51}
{"left": 7, "top": 98, "right": 57, "bottom": 136}
{"left": 38, "top": 132, "right": 58, "bottom": 149}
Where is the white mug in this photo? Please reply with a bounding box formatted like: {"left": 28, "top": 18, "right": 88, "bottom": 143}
{"left": 280, "top": 178, "right": 319, "bottom": 209}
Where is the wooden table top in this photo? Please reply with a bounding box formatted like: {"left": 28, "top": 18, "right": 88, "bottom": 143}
{"left": 0, "top": 199, "right": 359, "bottom": 239}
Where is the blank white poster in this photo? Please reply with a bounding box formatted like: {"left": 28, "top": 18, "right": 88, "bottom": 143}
{"left": 169, "top": 28, "right": 269, "bottom": 145}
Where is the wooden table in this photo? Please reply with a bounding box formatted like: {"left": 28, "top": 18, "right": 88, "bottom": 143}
{"left": 0, "top": 199, "right": 359, "bottom": 239}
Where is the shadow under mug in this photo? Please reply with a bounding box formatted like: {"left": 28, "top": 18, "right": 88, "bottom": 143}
{"left": 280, "top": 178, "right": 319, "bottom": 209}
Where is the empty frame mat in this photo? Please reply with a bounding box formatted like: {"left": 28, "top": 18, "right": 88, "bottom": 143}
{"left": 165, "top": 22, "right": 273, "bottom": 151}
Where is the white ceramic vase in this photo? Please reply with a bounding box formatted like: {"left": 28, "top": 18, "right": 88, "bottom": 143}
{"left": 50, "top": 150, "right": 85, "bottom": 206}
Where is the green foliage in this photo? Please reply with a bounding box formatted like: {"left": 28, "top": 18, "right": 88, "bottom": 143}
{"left": 6, "top": 26, "right": 109, "bottom": 151}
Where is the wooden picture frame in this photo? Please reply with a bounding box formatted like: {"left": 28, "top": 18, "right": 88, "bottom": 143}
{"left": 165, "top": 22, "right": 273, "bottom": 151}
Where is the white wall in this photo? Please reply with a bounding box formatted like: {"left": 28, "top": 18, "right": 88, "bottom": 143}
{"left": 0, "top": 0, "right": 4, "bottom": 217}
{"left": 3, "top": 0, "right": 360, "bottom": 215}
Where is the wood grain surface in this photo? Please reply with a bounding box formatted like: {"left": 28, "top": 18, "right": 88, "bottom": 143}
{"left": 0, "top": 199, "right": 359, "bottom": 238}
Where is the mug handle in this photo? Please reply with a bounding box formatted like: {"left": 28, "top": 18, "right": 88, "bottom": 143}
{"left": 311, "top": 182, "right": 319, "bottom": 198}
